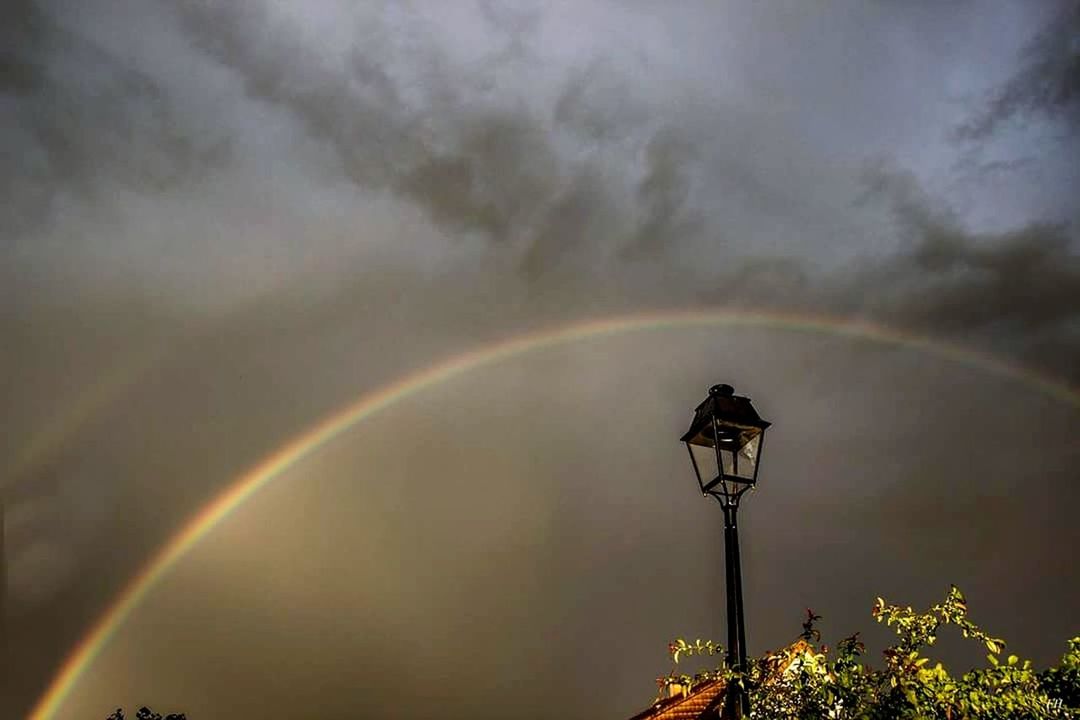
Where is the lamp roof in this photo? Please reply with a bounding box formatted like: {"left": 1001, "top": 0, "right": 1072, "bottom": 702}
{"left": 680, "top": 385, "right": 770, "bottom": 445}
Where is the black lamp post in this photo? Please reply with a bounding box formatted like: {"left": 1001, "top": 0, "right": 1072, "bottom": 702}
{"left": 681, "top": 384, "right": 770, "bottom": 719}
{"left": 0, "top": 496, "right": 6, "bottom": 677}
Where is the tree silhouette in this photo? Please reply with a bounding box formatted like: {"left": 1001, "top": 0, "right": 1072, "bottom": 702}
{"left": 106, "top": 707, "right": 186, "bottom": 720}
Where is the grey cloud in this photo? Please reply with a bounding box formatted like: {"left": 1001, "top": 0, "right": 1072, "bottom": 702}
{"left": 171, "top": 1, "right": 709, "bottom": 278}
{"left": 837, "top": 165, "right": 1080, "bottom": 382}
{"left": 955, "top": 2, "right": 1080, "bottom": 141}
{"left": 689, "top": 160, "right": 1080, "bottom": 384}
{"left": 517, "top": 164, "right": 612, "bottom": 279}
{"left": 396, "top": 112, "right": 562, "bottom": 244}
{"left": 1, "top": 2, "right": 227, "bottom": 242}
{"left": 552, "top": 57, "right": 653, "bottom": 145}
{"left": 620, "top": 129, "right": 705, "bottom": 262}
{"left": 0, "top": 0, "right": 49, "bottom": 96}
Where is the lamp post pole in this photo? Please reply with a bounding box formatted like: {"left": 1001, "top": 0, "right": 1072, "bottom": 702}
{"left": 1, "top": 497, "right": 5, "bottom": 642}
{"left": 1, "top": 496, "right": 7, "bottom": 687}
{"left": 720, "top": 497, "right": 749, "bottom": 718}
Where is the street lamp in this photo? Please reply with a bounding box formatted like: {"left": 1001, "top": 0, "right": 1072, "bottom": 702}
{"left": 681, "top": 384, "right": 770, "bottom": 719}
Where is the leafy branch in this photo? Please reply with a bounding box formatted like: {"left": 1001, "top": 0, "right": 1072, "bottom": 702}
{"left": 653, "top": 587, "right": 1079, "bottom": 719}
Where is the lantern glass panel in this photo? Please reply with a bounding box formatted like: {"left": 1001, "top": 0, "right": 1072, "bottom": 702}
{"left": 687, "top": 441, "right": 719, "bottom": 491}
{"left": 719, "top": 429, "right": 762, "bottom": 483}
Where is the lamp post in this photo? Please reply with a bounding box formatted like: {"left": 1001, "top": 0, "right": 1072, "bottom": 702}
{"left": 681, "top": 384, "right": 770, "bottom": 719}
{"left": 1, "top": 497, "right": 5, "bottom": 645}
{"left": 1, "top": 496, "right": 6, "bottom": 681}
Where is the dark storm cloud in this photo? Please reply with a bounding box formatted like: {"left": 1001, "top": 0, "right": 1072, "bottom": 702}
{"left": 165, "top": 0, "right": 1080, "bottom": 386}
{"left": 690, "top": 159, "right": 1080, "bottom": 383}
{"left": 171, "top": 0, "right": 1079, "bottom": 330}
{"left": 955, "top": 1, "right": 1080, "bottom": 141}
{"left": 0, "top": 0, "right": 49, "bottom": 95}
{"left": 175, "top": 2, "right": 534, "bottom": 233}
{"left": 0, "top": 1, "right": 228, "bottom": 250}
{"left": 836, "top": 164, "right": 1080, "bottom": 381}
{"left": 868, "top": 218, "right": 1078, "bottom": 339}
{"left": 169, "top": 1, "right": 708, "bottom": 280}
{"left": 620, "top": 129, "right": 704, "bottom": 262}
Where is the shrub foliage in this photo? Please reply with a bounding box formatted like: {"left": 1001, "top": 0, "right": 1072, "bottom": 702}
{"left": 658, "top": 587, "right": 1079, "bottom": 719}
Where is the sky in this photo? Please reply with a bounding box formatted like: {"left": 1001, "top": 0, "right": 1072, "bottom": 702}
{"left": 2, "top": 1, "right": 1079, "bottom": 718}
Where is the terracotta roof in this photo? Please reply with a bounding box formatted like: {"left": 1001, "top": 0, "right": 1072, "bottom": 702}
{"left": 626, "top": 639, "right": 815, "bottom": 720}
{"left": 625, "top": 679, "right": 725, "bottom": 720}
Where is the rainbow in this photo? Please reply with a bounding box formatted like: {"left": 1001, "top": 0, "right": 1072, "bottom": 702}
{"left": 28, "top": 308, "right": 1080, "bottom": 719}
{"left": 4, "top": 343, "right": 167, "bottom": 486}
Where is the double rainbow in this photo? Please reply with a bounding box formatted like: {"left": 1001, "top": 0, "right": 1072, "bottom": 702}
{"left": 28, "top": 309, "right": 1079, "bottom": 719}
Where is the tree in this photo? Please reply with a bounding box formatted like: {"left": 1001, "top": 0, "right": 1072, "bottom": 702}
{"left": 658, "top": 586, "right": 1080, "bottom": 719}
{"left": 106, "top": 707, "right": 186, "bottom": 720}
